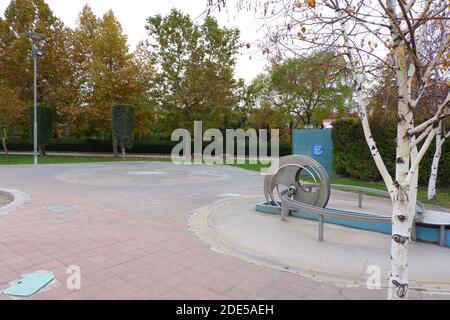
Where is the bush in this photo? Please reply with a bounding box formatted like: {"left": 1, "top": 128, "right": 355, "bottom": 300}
{"left": 112, "top": 104, "right": 136, "bottom": 154}
{"left": 6, "top": 138, "right": 292, "bottom": 157}
{"left": 332, "top": 118, "right": 449, "bottom": 186}
{"left": 28, "top": 106, "right": 54, "bottom": 155}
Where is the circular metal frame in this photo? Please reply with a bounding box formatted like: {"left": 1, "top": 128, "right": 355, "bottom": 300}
{"left": 264, "top": 155, "right": 331, "bottom": 209}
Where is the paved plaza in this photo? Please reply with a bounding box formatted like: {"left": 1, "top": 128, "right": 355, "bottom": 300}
{"left": 0, "top": 162, "right": 449, "bottom": 300}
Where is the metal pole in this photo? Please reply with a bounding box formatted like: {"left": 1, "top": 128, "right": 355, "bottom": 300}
{"left": 358, "top": 191, "right": 363, "bottom": 208}
{"left": 439, "top": 225, "right": 445, "bottom": 247}
{"left": 318, "top": 215, "right": 324, "bottom": 241}
{"left": 33, "top": 48, "right": 38, "bottom": 165}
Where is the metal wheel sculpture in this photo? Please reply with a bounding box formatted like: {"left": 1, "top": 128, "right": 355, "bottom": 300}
{"left": 264, "top": 155, "right": 331, "bottom": 209}
{"left": 259, "top": 155, "right": 428, "bottom": 243}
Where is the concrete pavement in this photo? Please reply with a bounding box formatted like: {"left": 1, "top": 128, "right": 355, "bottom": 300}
{"left": 0, "top": 162, "right": 448, "bottom": 300}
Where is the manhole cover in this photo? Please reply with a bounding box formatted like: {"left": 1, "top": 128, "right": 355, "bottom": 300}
{"left": 48, "top": 204, "right": 73, "bottom": 213}
{"left": 222, "top": 193, "right": 241, "bottom": 198}
{"left": 2, "top": 272, "right": 55, "bottom": 297}
{"left": 127, "top": 171, "right": 167, "bottom": 176}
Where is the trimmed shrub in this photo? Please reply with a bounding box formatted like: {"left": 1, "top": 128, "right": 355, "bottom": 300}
{"left": 112, "top": 104, "right": 136, "bottom": 155}
{"left": 332, "top": 118, "right": 449, "bottom": 186}
{"left": 28, "top": 106, "right": 54, "bottom": 155}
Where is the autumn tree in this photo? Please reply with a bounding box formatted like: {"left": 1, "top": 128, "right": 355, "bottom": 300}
{"left": 0, "top": 86, "right": 25, "bottom": 155}
{"left": 208, "top": 0, "right": 450, "bottom": 300}
{"left": 0, "top": 0, "right": 76, "bottom": 137}
{"left": 71, "top": 6, "right": 146, "bottom": 139}
{"left": 146, "top": 9, "right": 243, "bottom": 134}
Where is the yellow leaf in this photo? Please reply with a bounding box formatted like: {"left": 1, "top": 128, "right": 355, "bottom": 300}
{"left": 306, "top": 0, "right": 316, "bottom": 8}
{"left": 301, "top": 26, "right": 306, "bottom": 33}
{"left": 295, "top": 1, "right": 302, "bottom": 8}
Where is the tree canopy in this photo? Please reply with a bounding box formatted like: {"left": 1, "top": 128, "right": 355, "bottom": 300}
{"left": 146, "top": 9, "right": 243, "bottom": 134}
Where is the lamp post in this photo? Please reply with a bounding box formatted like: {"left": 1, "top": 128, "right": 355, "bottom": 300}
{"left": 26, "top": 31, "right": 46, "bottom": 165}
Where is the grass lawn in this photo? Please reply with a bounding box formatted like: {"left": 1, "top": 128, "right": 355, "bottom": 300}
{"left": 0, "top": 154, "right": 170, "bottom": 165}
{"left": 232, "top": 162, "right": 450, "bottom": 209}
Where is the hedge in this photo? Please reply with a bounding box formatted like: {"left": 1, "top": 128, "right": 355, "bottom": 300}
{"left": 332, "top": 118, "right": 450, "bottom": 186}
{"left": 28, "top": 106, "right": 54, "bottom": 153}
{"left": 5, "top": 138, "right": 291, "bottom": 157}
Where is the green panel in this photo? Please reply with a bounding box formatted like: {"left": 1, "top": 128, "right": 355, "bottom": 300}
{"left": 292, "top": 129, "right": 334, "bottom": 176}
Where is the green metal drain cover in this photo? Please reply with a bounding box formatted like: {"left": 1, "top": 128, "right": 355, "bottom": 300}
{"left": 2, "top": 272, "right": 55, "bottom": 297}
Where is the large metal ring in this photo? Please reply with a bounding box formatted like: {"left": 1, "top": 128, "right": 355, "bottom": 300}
{"left": 264, "top": 155, "right": 331, "bottom": 208}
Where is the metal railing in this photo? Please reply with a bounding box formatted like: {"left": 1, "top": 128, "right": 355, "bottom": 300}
{"left": 281, "top": 184, "right": 425, "bottom": 242}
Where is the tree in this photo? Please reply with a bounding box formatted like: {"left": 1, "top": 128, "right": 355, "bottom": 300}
{"left": 270, "top": 52, "right": 353, "bottom": 127}
{"left": 208, "top": 0, "right": 450, "bottom": 299}
{"left": 146, "top": 9, "right": 243, "bottom": 134}
{"left": 112, "top": 104, "right": 135, "bottom": 157}
{"left": 71, "top": 6, "right": 144, "bottom": 138}
{"left": 0, "top": 86, "right": 26, "bottom": 156}
{"left": 0, "top": 0, "right": 76, "bottom": 137}
{"left": 428, "top": 119, "right": 449, "bottom": 200}
{"left": 28, "top": 105, "right": 53, "bottom": 155}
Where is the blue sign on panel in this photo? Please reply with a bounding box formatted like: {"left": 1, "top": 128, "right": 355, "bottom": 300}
{"left": 312, "top": 144, "right": 324, "bottom": 156}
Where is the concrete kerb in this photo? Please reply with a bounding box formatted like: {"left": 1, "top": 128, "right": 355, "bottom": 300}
{"left": 0, "top": 189, "right": 31, "bottom": 215}
{"left": 190, "top": 195, "right": 450, "bottom": 293}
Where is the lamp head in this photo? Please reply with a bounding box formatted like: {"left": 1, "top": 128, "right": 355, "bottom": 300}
{"left": 26, "top": 31, "right": 46, "bottom": 42}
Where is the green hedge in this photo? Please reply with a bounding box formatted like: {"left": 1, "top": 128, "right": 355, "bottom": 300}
{"left": 6, "top": 138, "right": 291, "bottom": 157}
{"left": 332, "top": 118, "right": 450, "bottom": 186}
{"left": 28, "top": 106, "right": 54, "bottom": 152}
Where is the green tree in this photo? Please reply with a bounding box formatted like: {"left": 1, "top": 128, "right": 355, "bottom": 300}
{"left": 146, "top": 9, "right": 242, "bottom": 133}
{"left": 28, "top": 105, "right": 54, "bottom": 155}
{"left": 269, "top": 52, "right": 354, "bottom": 128}
{"left": 112, "top": 104, "right": 135, "bottom": 157}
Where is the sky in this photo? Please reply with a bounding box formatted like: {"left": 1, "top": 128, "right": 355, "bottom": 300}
{"left": 0, "top": 0, "right": 268, "bottom": 83}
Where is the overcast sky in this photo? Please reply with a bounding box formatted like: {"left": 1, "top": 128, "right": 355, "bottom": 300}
{"left": 0, "top": 0, "right": 267, "bottom": 83}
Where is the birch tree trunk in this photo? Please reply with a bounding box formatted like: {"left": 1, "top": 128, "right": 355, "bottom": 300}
{"left": 388, "top": 57, "right": 414, "bottom": 299}
{"left": 428, "top": 122, "right": 443, "bottom": 200}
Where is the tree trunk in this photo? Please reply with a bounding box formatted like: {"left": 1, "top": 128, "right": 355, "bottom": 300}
{"left": 1, "top": 136, "right": 8, "bottom": 156}
{"left": 388, "top": 44, "right": 414, "bottom": 300}
{"left": 113, "top": 136, "right": 119, "bottom": 157}
{"left": 40, "top": 145, "right": 46, "bottom": 156}
{"left": 428, "top": 122, "right": 442, "bottom": 200}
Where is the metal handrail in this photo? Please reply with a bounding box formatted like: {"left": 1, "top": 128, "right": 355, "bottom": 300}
{"left": 280, "top": 185, "right": 424, "bottom": 242}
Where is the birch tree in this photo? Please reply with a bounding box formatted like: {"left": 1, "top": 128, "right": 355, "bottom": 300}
{"left": 207, "top": 0, "right": 450, "bottom": 300}
{"left": 428, "top": 120, "right": 449, "bottom": 200}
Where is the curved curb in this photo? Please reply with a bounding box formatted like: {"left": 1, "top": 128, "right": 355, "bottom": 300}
{"left": 190, "top": 196, "right": 450, "bottom": 293}
{"left": 0, "top": 189, "right": 31, "bottom": 215}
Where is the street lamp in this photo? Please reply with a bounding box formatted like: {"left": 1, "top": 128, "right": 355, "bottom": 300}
{"left": 26, "top": 31, "right": 46, "bottom": 165}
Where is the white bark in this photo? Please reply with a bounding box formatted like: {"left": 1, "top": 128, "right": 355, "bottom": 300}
{"left": 428, "top": 123, "right": 449, "bottom": 200}
{"left": 337, "top": 11, "right": 395, "bottom": 197}
{"left": 331, "top": 0, "right": 447, "bottom": 300}
{"left": 386, "top": 0, "right": 414, "bottom": 300}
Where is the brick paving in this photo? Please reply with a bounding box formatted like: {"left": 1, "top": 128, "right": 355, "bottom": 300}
{"left": 0, "top": 162, "right": 447, "bottom": 300}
